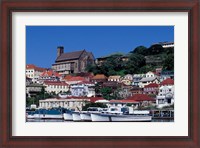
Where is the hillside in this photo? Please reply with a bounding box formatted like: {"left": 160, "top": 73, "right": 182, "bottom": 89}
{"left": 86, "top": 44, "right": 174, "bottom": 76}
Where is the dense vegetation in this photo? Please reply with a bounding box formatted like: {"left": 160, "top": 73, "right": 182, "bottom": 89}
{"left": 86, "top": 44, "right": 174, "bottom": 76}
{"left": 26, "top": 87, "right": 56, "bottom": 107}
{"left": 82, "top": 102, "right": 107, "bottom": 111}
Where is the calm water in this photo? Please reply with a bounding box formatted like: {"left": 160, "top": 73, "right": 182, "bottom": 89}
{"left": 26, "top": 119, "right": 174, "bottom": 122}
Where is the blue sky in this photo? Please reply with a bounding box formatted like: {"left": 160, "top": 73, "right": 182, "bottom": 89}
{"left": 26, "top": 26, "right": 174, "bottom": 68}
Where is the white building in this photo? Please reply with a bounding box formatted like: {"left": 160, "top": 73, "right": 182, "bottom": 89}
{"left": 160, "top": 42, "right": 174, "bottom": 48}
{"left": 146, "top": 71, "right": 156, "bottom": 78}
{"left": 39, "top": 98, "right": 89, "bottom": 110}
{"left": 108, "top": 75, "right": 121, "bottom": 82}
{"left": 120, "top": 74, "right": 133, "bottom": 85}
{"left": 156, "top": 85, "right": 174, "bottom": 108}
{"left": 37, "top": 69, "right": 61, "bottom": 84}
{"left": 43, "top": 81, "right": 69, "bottom": 94}
{"left": 26, "top": 64, "right": 45, "bottom": 83}
{"left": 39, "top": 96, "right": 105, "bottom": 110}
{"left": 70, "top": 82, "right": 95, "bottom": 97}
{"left": 132, "top": 74, "right": 146, "bottom": 86}
{"left": 138, "top": 77, "right": 160, "bottom": 88}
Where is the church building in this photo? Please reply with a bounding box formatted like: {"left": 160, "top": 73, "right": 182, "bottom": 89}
{"left": 52, "top": 46, "right": 95, "bottom": 74}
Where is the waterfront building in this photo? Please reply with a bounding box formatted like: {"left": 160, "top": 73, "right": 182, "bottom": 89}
{"left": 39, "top": 96, "right": 105, "bottom": 110}
{"left": 109, "top": 99, "right": 139, "bottom": 109}
{"left": 26, "top": 64, "right": 46, "bottom": 83}
{"left": 52, "top": 46, "right": 95, "bottom": 74}
{"left": 126, "top": 94, "right": 156, "bottom": 107}
{"left": 43, "top": 81, "right": 69, "bottom": 94}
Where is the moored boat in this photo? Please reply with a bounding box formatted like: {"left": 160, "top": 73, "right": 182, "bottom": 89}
{"left": 111, "top": 114, "right": 152, "bottom": 122}
{"left": 91, "top": 113, "right": 111, "bottom": 122}
{"left": 91, "top": 106, "right": 152, "bottom": 122}
{"left": 72, "top": 111, "right": 81, "bottom": 121}
{"left": 63, "top": 112, "right": 73, "bottom": 121}
{"left": 26, "top": 108, "right": 65, "bottom": 119}
{"left": 80, "top": 107, "right": 105, "bottom": 121}
{"left": 80, "top": 112, "right": 91, "bottom": 121}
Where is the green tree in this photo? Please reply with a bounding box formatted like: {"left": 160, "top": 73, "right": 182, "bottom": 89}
{"left": 124, "top": 53, "right": 146, "bottom": 74}
{"left": 131, "top": 46, "right": 148, "bottom": 55}
{"left": 26, "top": 97, "right": 37, "bottom": 107}
{"left": 100, "top": 87, "right": 113, "bottom": 100}
{"left": 147, "top": 44, "right": 164, "bottom": 55}
{"left": 163, "top": 54, "right": 174, "bottom": 70}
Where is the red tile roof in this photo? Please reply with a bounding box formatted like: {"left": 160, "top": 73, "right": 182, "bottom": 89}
{"left": 126, "top": 94, "right": 155, "bottom": 101}
{"left": 110, "top": 99, "right": 139, "bottom": 103}
{"left": 26, "top": 64, "right": 45, "bottom": 72}
{"left": 92, "top": 74, "right": 107, "bottom": 80}
{"left": 64, "top": 75, "right": 73, "bottom": 81}
{"left": 144, "top": 83, "right": 159, "bottom": 88}
{"left": 67, "top": 76, "right": 85, "bottom": 81}
{"left": 89, "top": 97, "right": 105, "bottom": 103}
{"left": 77, "top": 81, "right": 95, "bottom": 85}
{"left": 160, "top": 78, "right": 174, "bottom": 86}
{"left": 41, "top": 70, "right": 60, "bottom": 77}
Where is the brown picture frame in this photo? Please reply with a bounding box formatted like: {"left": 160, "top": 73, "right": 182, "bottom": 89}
{"left": 0, "top": 0, "right": 199, "bottom": 147}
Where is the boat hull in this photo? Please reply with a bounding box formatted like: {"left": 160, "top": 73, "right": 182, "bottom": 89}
{"left": 80, "top": 112, "right": 91, "bottom": 121}
{"left": 72, "top": 112, "right": 81, "bottom": 121}
{"left": 111, "top": 115, "right": 152, "bottom": 122}
{"left": 33, "top": 114, "right": 63, "bottom": 119}
{"left": 91, "top": 113, "right": 111, "bottom": 122}
{"left": 91, "top": 113, "right": 152, "bottom": 122}
{"left": 63, "top": 113, "right": 73, "bottom": 121}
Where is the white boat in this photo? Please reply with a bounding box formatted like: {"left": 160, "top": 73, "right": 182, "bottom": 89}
{"left": 26, "top": 108, "right": 64, "bottom": 119}
{"left": 91, "top": 113, "right": 111, "bottom": 122}
{"left": 80, "top": 107, "right": 105, "bottom": 121}
{"left": 72, "top": 112, "right": 81, "bottom": 121}
{"left": 91, "top": 106, "right": 124, "bottom": 122}
{"left": 63, "top": 112, "right": 73, "bottom": 121}
{"left": 80, "top": 112, "right": 91, "bottom": 121}
{"left": 91, "top": 106, "right": 152, "bottom": 122}
{"left": 33, "top": 114, "right": 63, "bottom": 119}
{"left": 111, "top": 114, "right": 152, "bottom": 122}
